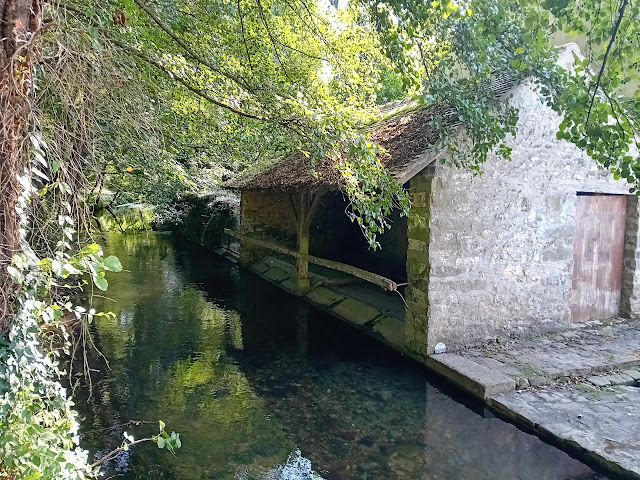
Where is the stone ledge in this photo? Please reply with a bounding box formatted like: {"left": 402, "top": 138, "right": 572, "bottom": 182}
{"left": 371, "top": 316, "right": 405, "bottom": 351}
{"left": 426, "top": 353, "right": 516, "bottom": 399}
{"left": 263, "top": 266, "right": 290, "bottom": 283}
{"left": 305, "top": 287, "right": 345, "bottom": 308}
{"left": 489, "top": 388, "right": 640, "bottom": 480}
{"left": 330, "top": 298, "right": 381, "bottom": 327}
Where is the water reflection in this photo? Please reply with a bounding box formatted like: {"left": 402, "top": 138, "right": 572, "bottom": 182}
{"left": 76, "top": 233, "right": 610, "bottom": 480}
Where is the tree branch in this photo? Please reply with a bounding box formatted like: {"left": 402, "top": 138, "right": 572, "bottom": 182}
{"left": 586, "top": 0, "right": 628, "bottom": 125}
{"left": 130, "top": 0, "right": 256, "bottom": 94}
{"left": 89, "top": 437, "right": 153, "bottom": 469}
{"left": 237, "top": 0, "right": 254, "bottom": 73}
{"left": 255, "top": 0, "right": 298, "bottom": 87}
{"left": 52, "top": 1, "right": 264, "bottom": 122}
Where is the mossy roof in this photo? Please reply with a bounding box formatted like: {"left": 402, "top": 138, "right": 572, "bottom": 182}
{"left": 224, "top": 77, "right": 513, "bottom": 192}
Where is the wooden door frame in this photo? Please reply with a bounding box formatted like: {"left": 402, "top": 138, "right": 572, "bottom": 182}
{"left": 570, "top": 193, "right": 627, "bottom": 323}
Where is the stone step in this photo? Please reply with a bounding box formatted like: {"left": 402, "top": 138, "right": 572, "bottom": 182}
{"left": 426, "top": 353, "right": 516, "bottom": 399}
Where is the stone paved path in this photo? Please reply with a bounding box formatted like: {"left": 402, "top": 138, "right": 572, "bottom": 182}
{"left": 453, "top": 319, "right": 640, "bottom": 479}
{"left": 490, "top": 383, "right": 640, "bottom": 479}
{"left": 461, "top": 319, "right": 640, "bottom": 389}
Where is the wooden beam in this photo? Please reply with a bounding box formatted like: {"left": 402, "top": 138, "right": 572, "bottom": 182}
{"left": 302, "top": 193, "right": 321, "bottom": 232}
{"left": 288, "top": 193, "right": 299, "bottom": 224}
{"left": 224, "top": 228, "right": 398, "bottom": 291}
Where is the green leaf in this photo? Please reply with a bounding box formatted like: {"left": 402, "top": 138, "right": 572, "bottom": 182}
{"left": 93, "top": 274, "right": 108, "bottom": 291}
{"left": 516, "top": 47, "right": 525, "bottom": 54}
{"left": 62, "top": 263, "right": 82, "bottom": 276}
{"left": 157, "top": 437, "right": 166, "bottom": 449}
{"left": 88, "top": 25, "right": 99, "bottom": 40}
{"left": 81, "top": 243, "right": 101, "bottom": 255}
{"left": 103, "top": 255, "right": 123, "bottom": 272}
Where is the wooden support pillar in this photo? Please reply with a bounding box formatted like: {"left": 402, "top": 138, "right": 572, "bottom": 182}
{"left": 296, "top": 190, "right": 310, "bottom": 295}
{"left": 290, "top": 189, "right": 320, "bottom": 296}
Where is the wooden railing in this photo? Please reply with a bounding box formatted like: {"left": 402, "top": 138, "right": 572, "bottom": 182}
{"left": 224, "top": 228, "right": 398, "bottom": 292}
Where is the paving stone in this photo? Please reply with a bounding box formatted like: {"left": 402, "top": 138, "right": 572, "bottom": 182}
{"left": 279, "top": 279, "right": 299, "bottom": 294}
{"left": 528, "top": 375, "right": 547, "bottom": 387}
{"left": 261, "top": 256, "right": 296, "bottom": 274}
{"left": 475, "top": 357, "right": 524, "bottom": 376}
{"left": 567, "top": 366, "right": 592, "bottom": 377}
{"left": 587, "top": 376, "right": 611, "bottom": 388}
{"left": 490, "top": 384, "right": 640, "bottom": 479}
{"left": 622, "top": 369, "right": 640, "bottom": 381}
{"left": 539, "top": 366, "right": 562, "bottom": 378}
{"left": 251, "top": 261, "right": 271, "bottom": 274}
{"left": 262, "top": 266, "right": 290, "bottom": 283}
{"left": 603, "top": 373, "right": 635, "bottom": 386}
{"left": 455, "top": 320, "right": 640, "bottom": 479}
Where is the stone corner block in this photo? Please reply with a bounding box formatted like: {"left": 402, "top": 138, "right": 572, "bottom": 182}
{"left": 426, "top": 353, "right": 516, "bottom": 399}
{"left": 587, "top": 376, "right": 611, "bottom": 388}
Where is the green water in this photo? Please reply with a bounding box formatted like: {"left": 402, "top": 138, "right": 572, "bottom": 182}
{"left": 76, "top": 232, "right": 611, "bottom": 480}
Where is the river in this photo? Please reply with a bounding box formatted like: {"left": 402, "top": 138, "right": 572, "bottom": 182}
{"left": 75, "top": 232, "right": 611, "bottom": 480}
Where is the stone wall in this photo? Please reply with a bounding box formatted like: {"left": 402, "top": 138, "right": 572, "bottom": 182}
{"left": 404, "top": 167, "right": 434, "bottom": 359}
{"left": 408, "top": 80, "right": 640, "bottom": 356}
{"left": 621, "top": 196, "right": 640, "bottom": 317}
{"left": 239, "top": 189, "right": 297, "bottom": 265}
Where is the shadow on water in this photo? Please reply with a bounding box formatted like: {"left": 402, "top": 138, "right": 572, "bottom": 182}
{"left": 74, "top": 232, "right": 612, "bottom": 480}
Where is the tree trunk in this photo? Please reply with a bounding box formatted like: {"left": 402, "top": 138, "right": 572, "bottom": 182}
{"left": 0, "top": 0, "right": 43, "bottom": 332}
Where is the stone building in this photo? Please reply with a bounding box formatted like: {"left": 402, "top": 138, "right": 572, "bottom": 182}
{"left": 225, "top": 44, "right": 640, "bottom": 360}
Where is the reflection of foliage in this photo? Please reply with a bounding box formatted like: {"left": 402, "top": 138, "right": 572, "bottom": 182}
{"left": 226, "top": 312, "right": 244, "bottom": 351}
{"left": 84, "top": 233, "right": 294, "bottom": 479}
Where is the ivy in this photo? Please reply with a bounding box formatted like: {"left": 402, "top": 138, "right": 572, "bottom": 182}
{"left": 1, "top": 177, "right": 99, "bottom": 479}
{"left": 0, "top": 155, "right": 178, "bottom": 478}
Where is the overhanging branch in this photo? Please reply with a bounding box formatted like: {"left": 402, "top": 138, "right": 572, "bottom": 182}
{"left": 586, "top": 0, "right": 628, "bottom": 125}
{"left": 53, "top": 1, "right": 264, "bottom": 122}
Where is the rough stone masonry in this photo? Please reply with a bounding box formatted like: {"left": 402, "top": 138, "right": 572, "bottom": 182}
{"left": 405, "top": 45, "right": 640, "bottom": 356}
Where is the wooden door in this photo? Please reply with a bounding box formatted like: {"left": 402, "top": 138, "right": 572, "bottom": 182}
{"left": 570, "top": 194, "right": 627, "bottom": 323}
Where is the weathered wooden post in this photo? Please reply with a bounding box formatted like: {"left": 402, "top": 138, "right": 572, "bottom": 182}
{"left": 296, "top": 190, "right": 310, "bottom": 294}
{"left": 290, "top": 189, "right": 320, "bottom": 296}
